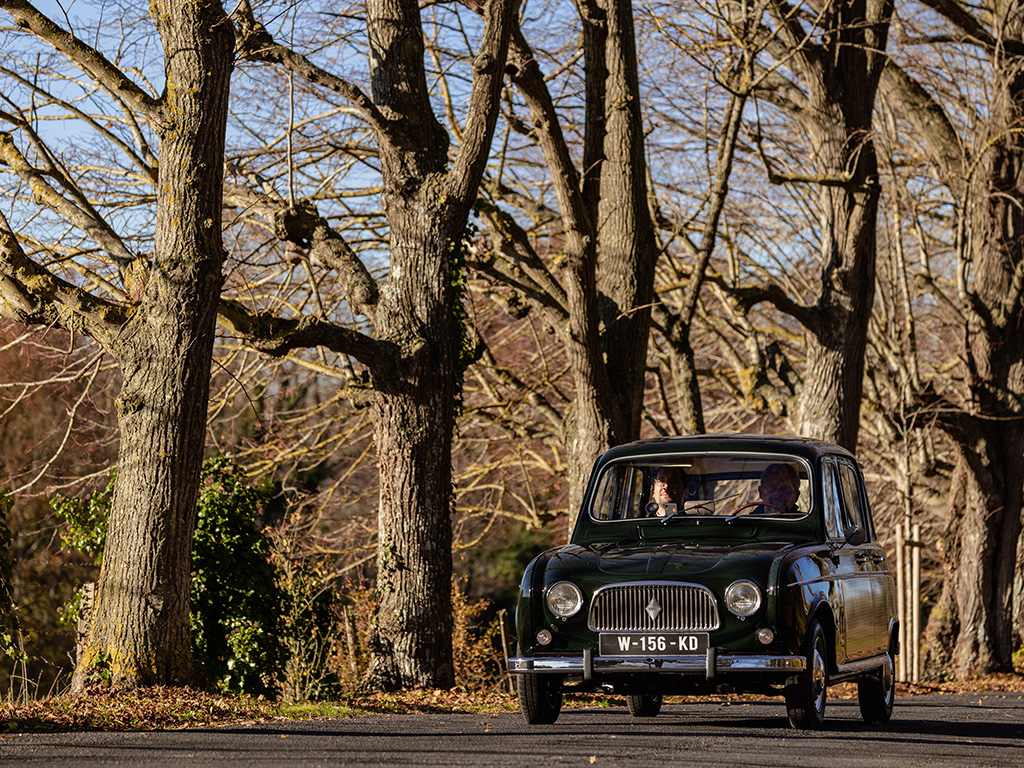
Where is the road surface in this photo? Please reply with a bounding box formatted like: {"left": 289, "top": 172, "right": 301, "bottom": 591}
{"left": 0, "top": 692, "right": 1021, "bottom": 767}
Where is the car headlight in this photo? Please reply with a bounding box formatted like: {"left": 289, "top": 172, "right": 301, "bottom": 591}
{"left": 725, "top": 580, "right": 762, "bottom": 618}
{"left": 545, "top": 581, "right": 584, "bottom": 619}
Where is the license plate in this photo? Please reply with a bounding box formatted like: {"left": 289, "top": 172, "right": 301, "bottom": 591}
{"left": 599, "top": 632, "right": 709, "bottom": 656}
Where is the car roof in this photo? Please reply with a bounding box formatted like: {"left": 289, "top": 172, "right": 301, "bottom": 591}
{"left": 597, "top": 434, "right": 855, "bottom": 464}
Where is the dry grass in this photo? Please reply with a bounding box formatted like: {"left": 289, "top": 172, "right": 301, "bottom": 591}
{"left": 2, "top": 673, "right": 1022, "bottom": 734}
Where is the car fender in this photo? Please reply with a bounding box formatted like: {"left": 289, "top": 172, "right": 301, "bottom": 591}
{"left": 515, "top": 550, "right": 554, "bottom": 648}
{"left": 777, "top": 548, "right": 841, "bottom": 656}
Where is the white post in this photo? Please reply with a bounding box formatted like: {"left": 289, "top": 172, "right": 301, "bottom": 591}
{"left": 895, "top": 524, "right": 906, "bottom": 682}
{"left": 912, "top": 523, "right": 922, "bottom": 682}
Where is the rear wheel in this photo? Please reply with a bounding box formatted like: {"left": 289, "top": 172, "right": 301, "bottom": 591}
{"left": 517, "top": 672, "right": 563, "bottom": 724}
{"left": 626, "top": 693, "right": 663, "bottom": 718}
{"left": 785, "top": 619, "right": 828, "bottom": 729}
{"left": 858, "top": 649, "right": 895, "bottom": 725}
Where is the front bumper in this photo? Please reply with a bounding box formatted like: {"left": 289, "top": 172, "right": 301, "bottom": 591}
{"left": 509, "top": 651, "right": 805, "bottom": 679}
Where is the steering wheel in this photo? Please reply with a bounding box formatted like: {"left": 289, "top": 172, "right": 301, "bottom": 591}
{"left": 730, "top": 501, "right": 789, "bottom": 516}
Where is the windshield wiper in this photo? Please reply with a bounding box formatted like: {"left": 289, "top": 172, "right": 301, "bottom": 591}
{"left": 661, "top": 501, "right": 717, "bottom": 524}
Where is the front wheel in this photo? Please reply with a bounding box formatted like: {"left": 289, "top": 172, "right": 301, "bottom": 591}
{"left": 517, "top": 673, "right": 563, "bottom": 724}
{"left": 785, "top": 619, "right": 828, "bottom": 729}
{"left": 858, "top": 650, "right": 895, "bottom": 725}
{"left": 626, "top": 693, "right": 663, "bottom": 718}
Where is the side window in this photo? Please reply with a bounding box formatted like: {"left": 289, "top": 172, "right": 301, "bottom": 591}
{"left": 591, "top": 468, "right": 622, "bottom": 520}
{"left": 821, "top": 459, "right": 844, "bottom": 540}
{"left": 837, "top": 460, "right": 873, "bottom": 540}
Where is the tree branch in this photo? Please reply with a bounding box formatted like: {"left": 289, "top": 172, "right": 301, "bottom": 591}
{"left": 878, "top": 61, "right": 965, "bottom": 196}
{"left": 0, "top": 211, "right": 129, "bottom": 342}
{"left": 272, "top": 201, "right": 380, "bottom": 320}
{"left": 0, "top": 130, "right": 138, "bottom": 272}
{"left": 232, "top": 0, "right": 392, "bottom": 140}
{"left": 708, "top": 271, "right": 821, "bottom": 333}
{"left": 446, "top": 0, "right": 515, "bottom": 219}
{"left": 218, "top": 298, "right": 394, "bottom": 375}
{"left": 0, "top": 0, "right": 161, "bottom": 122}
{"left": 473, "top": 198, "right": 569, "bottom": 318}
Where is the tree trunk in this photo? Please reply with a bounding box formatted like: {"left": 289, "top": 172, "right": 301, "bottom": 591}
{"left": 360, "top": 0, "right": 457, "bottom": 692}
{"left": 360, "top": 0, "right": 512, "bottom": 690}
{"left": 924, "top": 47, "right": 1024, "bottom": 676}
{"left": 790, "top": 0, "right": 887, "bottom": 449}
{"left": 367, "top": 200, "right": 459, "bottom": 690}
{"left": 876, "top": 0, "right": 1024, "bottom": 677}
{"left": 564, "top": 0, "right": 657, "bottom": 523}
{"left": 72, "top": 0, "right": 232, "bottom": 690}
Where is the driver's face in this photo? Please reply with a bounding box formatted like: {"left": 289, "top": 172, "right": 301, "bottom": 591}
{"left": 653, "top": 470, "right": 684, "bottom": 504}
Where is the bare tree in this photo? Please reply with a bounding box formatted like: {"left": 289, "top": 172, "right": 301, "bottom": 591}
{"left": 467, "top": 0, "right": 657, "bottom": 522}
{"left": 877, "top": 0, "right": 1024, "bottom": 677}
{"left": 221, "top": 0, "right": 515, "bottom": 689}
{"left": 0, "top": 0, "right": 233, "bottom": 688}
{"left": 700, "top": 0, "right": 892, "bottom": 449}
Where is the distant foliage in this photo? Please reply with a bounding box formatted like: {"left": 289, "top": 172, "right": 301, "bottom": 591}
{"left": 53, "top": 458, "right": 288, "bottom": 696}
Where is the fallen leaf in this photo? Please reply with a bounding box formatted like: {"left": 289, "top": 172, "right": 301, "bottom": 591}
{"left": 590, "top": 757, "right": 597, "bottom": 764}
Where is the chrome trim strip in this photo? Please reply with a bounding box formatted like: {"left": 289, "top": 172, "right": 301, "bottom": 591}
{"left": 508, "top": 654, "right": 806, "bottom": 674}
{"left": 787, "top": 572, "right": 880, "bottom": 588}
{"left": 834, "top": 653, "right": 890, "bottom": 677}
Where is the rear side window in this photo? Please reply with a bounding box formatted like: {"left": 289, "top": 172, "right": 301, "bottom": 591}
{"left": 837, "top": 460, "right": 874, "bottom": 540}
{"left": 822, "top": 460, "right": 844, "bottom": 540}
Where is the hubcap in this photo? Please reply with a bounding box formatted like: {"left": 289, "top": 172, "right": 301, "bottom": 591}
{"left": 811, "top": 640, "right": 826, "bottom": 710}
{"left": 881, "top": 654, "right": 894, "bottom": 706}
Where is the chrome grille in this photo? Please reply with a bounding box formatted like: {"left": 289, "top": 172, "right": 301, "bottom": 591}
{"left": 588, "top": 582, "right": 720, "bottom": 632}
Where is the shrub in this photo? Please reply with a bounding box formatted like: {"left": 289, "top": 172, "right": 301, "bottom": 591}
{"left": 189, "top": 457, "right": 288, "bottom": 696}
{"left": 270, "top": 546, "right": 342, "bottom": 702}
{"left": 53, "top": 458, "right": 288, "bottom": 696}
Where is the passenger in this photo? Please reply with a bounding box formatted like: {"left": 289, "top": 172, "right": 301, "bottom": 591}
{"left": 756, "top": 463, "right": 801, "bottom": 514}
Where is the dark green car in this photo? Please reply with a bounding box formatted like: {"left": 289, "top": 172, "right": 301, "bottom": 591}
{"left": 509, "top": 435, "right": 897, "bottom": 729}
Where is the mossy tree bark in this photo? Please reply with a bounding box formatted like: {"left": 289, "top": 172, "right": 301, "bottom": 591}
{"left": 879, "top": 0, "right": 1024, "bottom": 675}
{"left": 228, "top": 0, "right": 514, "bottom": 689}
{"left": 0, "top": 0, "right": 233, "bottom": 689}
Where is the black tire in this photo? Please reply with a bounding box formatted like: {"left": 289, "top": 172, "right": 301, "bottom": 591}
{"left": 785, "top": 619, "right": 828, "bottom": 729}
{"left": 517, "top": 673, "right": 563, "bottom": 724}
{"left": 858, "top": 649, "right": 895, "bottom": 725}
{"left": 626, "top": 693, "right": 663, "bottom": 718}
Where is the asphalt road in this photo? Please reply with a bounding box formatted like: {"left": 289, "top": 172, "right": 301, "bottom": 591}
{"left": 1, "top": 692, "right": 1021, "bottom": 767}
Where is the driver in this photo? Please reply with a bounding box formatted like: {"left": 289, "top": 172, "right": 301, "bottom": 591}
{"left": 649, "top": 466, "right": 689, "bottom": 517}
{"left": 756, "top": 463, "right": 800, "bottom": 514}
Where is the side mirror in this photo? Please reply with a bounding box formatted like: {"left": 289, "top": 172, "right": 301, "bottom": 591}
{"left": 843, "top": 525, "right": 866, "bottom": 547}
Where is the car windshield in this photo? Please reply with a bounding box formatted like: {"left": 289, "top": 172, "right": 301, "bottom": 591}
{"left": 588, "top": 453, "right": 811, "bottom": 522}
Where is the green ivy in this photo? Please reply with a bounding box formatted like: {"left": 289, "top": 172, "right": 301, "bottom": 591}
{"left": 1, "top": 489, "right": 21, "bottom": 664}
{"left": 53, "top": 457, "right": 288, "bottom": 697}
{"left": 189, "top": 456, "right": 287, "bottom": 696}
{"left": 51, "top": 474, "right": 112, "bottom": 562}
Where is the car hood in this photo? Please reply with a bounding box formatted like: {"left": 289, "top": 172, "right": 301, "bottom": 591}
{"left": 541, "top": 540, "right": 795, "bottom": 582}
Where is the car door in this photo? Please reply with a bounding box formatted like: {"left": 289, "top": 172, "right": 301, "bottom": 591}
{"left": 821, "top": 457, "right": 865, "bottom": 666}
{"left": 836, "top": 459, "right": 894, "bottom": 658}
